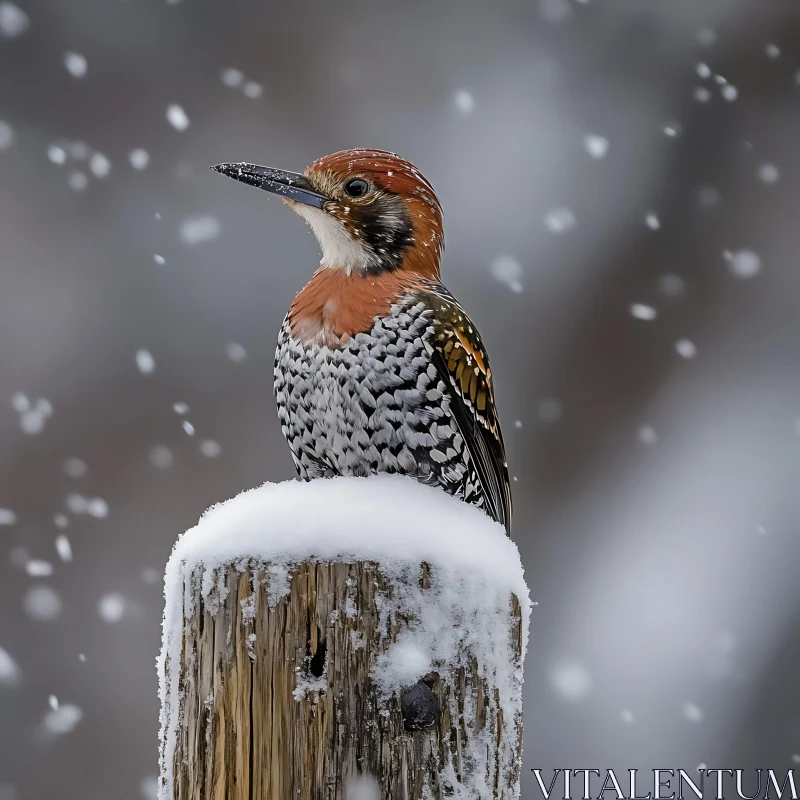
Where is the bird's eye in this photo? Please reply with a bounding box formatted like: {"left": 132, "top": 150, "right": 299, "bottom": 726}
{"left": 344, "top": 178, "right": 369, "bottom": 198}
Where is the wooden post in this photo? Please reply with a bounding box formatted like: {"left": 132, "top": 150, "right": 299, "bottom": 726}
{"left": 158, "top": 479, "right": 529, "bottom": 800}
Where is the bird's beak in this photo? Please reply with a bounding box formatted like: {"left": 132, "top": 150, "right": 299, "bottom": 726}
{"left": 210, "top": 162, "right": 327, "bottom": 208}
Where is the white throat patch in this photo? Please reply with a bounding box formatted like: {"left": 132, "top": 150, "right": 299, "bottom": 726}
{"left": 291, "top": 203, "right": 376, "bottom": 274}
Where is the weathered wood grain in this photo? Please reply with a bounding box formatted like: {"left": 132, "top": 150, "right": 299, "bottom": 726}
{"left": 170, "top": 560, "right": 523, "bottom": 799}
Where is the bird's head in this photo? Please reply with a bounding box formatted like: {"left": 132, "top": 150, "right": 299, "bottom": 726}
{"left": 212, "top": 149, "right": 444, "bottom": 279}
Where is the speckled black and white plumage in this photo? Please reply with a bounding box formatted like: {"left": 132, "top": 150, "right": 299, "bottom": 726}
{"left": 274, "top": 294, "right": 488, "bottom": 516}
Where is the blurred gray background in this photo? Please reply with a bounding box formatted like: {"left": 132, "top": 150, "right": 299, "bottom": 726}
{"left": 1, "top": 0, "right": 800, "bottom": 797}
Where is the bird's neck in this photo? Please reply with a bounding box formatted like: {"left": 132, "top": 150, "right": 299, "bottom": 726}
{"left": 288, "top": 268, "right": 424, "bottom": 347}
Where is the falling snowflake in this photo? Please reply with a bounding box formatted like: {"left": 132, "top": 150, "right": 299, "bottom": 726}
{"left": 0, "top": 508, "right": 16, "bottom": 525}
{"left": 87, "top": 497, "right": 109, "bottom": 519}
{"left": 182, "top": 420, "right": 195, "bottom": 437}
{"left": 0, "top": 120, "right": 14, "bottom": 151}
{"left": 549, "top": 658, "right": 592, "bottom": 701}
{"left": 756, "top": 163, "right": 779, "bottom": 184}
{"left": 537, "top": 398, "right": 563, "bottom": 423}
{"left": 135, "top": 349, "right": 155, "bottom": 374}
{"left": 200, "top": 440, "right": 222, "bottom": 458}
{"left": 89, "top": 152, "right": 111, "bottom": 178}
{"left": 0, "top": 2, "right": 29, "bottom": 38}
{"left": 621, "top": 709, "right": 634, "bottom": 723}
{"left": 166, "top": 104, "right": 190, "bottom": 131}
{"left": 721, "top": 84, "right": 738, "bottom": 102}
{"left": 683, "top": 702, "right": 703, "bottom": 723}
{"left": 490, "top": 255, "right": 524, "bottom": 293}
{"left": 23, "top": 586, "right": 63, "bottom": 622}
{"left": 25, "top": 560, "right": 54, "bottom": 577}
{"left": 644, "top": 212, "right": 660, "bottom": 230}
{"left": 696, "top": 62, "right": 711, "bottom": 79}
{"left": 765, "top": 43, "right": 780, "bottom": 59}
{"left": 63, "top": 51, "right": 87, "bottom": 78}
{"left": 43, "top": 703, "right": 83, "bottom": 735}
{"left": 153, "top": 254, "right": 165, "bottom": 265}
{"left": 543, "top": 208, "right": 576, "bottom": 234}
{"left": 67, "top": 171, "right": 89, "bottom": 191}
{"left": 693, "top": 87, "right": 712, "bottom": 103}
{"left": 663, "top": 122, "right": 682, "bottom": 138}
{"left": 675, "top": 339, "right": 697, "bottom": 359}
{"left": 242, "top": 81, "right": 263, "bottom": 99}
{"left": 55, "top": 535, "right": 72, "bottom": 563}
{"left": 149, "top": 444, "right": 174, "bottom": 470}
{"left": 638, "top": 425, "right": 658, "bottom": 445}
{"left": 179, "top": 214, "right": 221, "bottom": 245}
{"left": 226, "top": 342, "right": 247, "bottom": 362}
{"left": 629, "top": 303, "right": 657, "bottom": 321}
{"left": 47, "top": 144, "right": 67, "bottom": 164}
{"left": 584, "top": 134, "right": 609, "bottom": 159}
{"left": 453, "top": 89, "right": 475, "bottom": 114}
{"left": 63, "top": 457, "right": 88, "bottom": 478}
{"left": 0, "top": 647, "right": 21, "bottom": 687}
{"left": 129, "top": 148, "right": 150, "bottom": 170}
{"left": 723, "top": 249, "right": 761, "bottom": 279}
{"left": 98, "top": 593, "right": 126, "bottom": 623}
{"left": 221, "top": 68, "right": 244, "bottom": 88}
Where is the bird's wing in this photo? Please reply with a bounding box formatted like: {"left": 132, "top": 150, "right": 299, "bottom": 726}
{"left": 416, "top": 283, "right": 512, "bottom": 534}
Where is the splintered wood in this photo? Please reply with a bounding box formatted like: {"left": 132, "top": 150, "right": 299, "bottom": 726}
{"left": 168, "top": 561, "right": 523, "bottom": 799}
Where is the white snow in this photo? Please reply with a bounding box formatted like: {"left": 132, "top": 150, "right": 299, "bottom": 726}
{"left": 13, "top": 396, "right": 53, "bottom": 436}
{"left": 166, "top": 104, "right": 190, "bottom": 131}
{"left": 696, "top": 62, "right": 711, "bottom": 79}
{"left": 490, "top": 254, "right": 524, "bottom": 293}
{"left": 136, "top": 349, "right": 156, "bottom": 374}
{"left": 0, "top": 120, "right": 13, "bottom": 150}
{"left": 98, "top": 593, "right": 126, "bottom": 622}
{"left": 0, "top": 646, "right": 21, "bottom": 687}
{"left": 644, "top": 212, "right": 660, "bottom": 230}
{"left": 765, "top": 43, "right": 780, "bottom": 59}
{"left": 583, "top": 134, "right": 609, "bottom": 159}
{"left": 129, "top": 148, "right": 150, "bottom": 170}
{"left": 67, "top": 171, "right": 89, "bottom": 191}
{"left": 179, "top": 214, "right": 221, "bottom": 245}
{"left": 549, "top": 658, "right": 592, "bottom": 701}
{"left": 63, "top": 457, "right": 87, "bottom": 478}
{"left": 225, "top": 342, "right": 247, "bottom": 362}
{"left": 242, "top": 81, "right": 263, "bottom": 99}
{"left": 675, "top": 338, "right": 697, "bottom": 359}
{"left": 43, "top": 703, "right": 83, "bottom": 735}
{"left": 89, "top": 152, "right": 111, "bottom": 178}
{"left": 149, "top": 444, "right": 174, "bottom": 469}
{"left": 629, "top": 303, "right": 657, "bottom": 321}
{"left": 199, "top": 440, "right": 221, "bottom": 458}
{"left": 221, "top": 68, "right": 243, "bottom": 87}
{"left": 659, "top": 273, "right": 685, "bottom": 297}
{"left": 0, "top": 2, "right": 28, "bottom": 38}
{"left": 181, "top": 421, "right": 195, "bottom": 437}
{"left": 638, "top": 425, "right": 658, "bottom": 445}
{"left": 55, "top": 535, "right": 72, "bottom": 562}
{"left": 23, "top": 586, "right": 63, "bottom": 622}
{"left": 63, "top": 51, "right": 87, "bottom": 78}
{"left": 25, "top": 559, "right": 53, "bottom": 577}
{"left": 757, "top": 163, "right": 779, "bottom": 184}
{"left": 683, "top": 702, "right": 703, "bottom": 723}
{"left": 153, "top": 254, "right": 165, "bottom": 265}
{"left": 159, "top": 475, "right": 529, "bottom": 800}
{"left": 0, "top": 508, "right": 16, "bottom": 525}
{"left": 453, "top": 88, "right": 475, "bottom": 114}
{"left": 544, "top": 207, "right": 576, "bottom": 234}
{"left": 721, "top": 85, "right": 738, "bottom": 102}
{"left": 723, "top": 248, "right": 761, "bottom": 279}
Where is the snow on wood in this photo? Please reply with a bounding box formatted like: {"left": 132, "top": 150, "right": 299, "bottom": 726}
{"left": 158, "top": 474, "right": 530, "bottom": 799}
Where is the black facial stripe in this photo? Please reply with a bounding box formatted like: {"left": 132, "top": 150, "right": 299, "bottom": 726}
{"left": 347, "top": 192, "right": 414, "bottom": 272}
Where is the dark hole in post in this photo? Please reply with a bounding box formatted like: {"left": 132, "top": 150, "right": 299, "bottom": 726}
{"left": 309, "top": 632, "right": 326, "bottom": 678}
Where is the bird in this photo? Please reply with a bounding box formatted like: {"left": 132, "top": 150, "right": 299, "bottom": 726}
{"left": 212, "top": 149, "right": 512, "bottom": 535}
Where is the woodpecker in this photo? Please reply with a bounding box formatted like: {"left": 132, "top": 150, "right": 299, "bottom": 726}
{"left": 212, "top": 149, "right": 512, "bottom": 535}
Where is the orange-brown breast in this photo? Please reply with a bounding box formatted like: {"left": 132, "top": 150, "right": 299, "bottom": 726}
{"left": 288, "top": 269, "right": 424, "bottom": 347}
